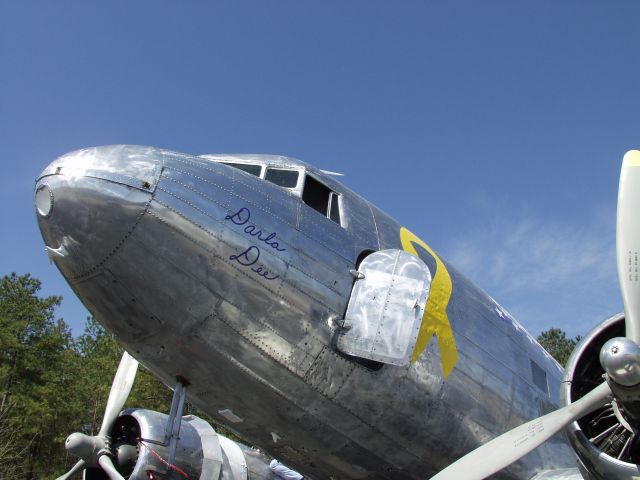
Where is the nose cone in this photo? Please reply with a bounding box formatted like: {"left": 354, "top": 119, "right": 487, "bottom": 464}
{"left": 35, "top": 145, "right": 163, "bottom": 279}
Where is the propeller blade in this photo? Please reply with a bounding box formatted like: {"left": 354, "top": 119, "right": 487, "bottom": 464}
{"left": 98, "top": 351, "right": 139, "bottom": 438}
{"left": 430, "top": 381, "right": 612, "bottom": 480}
{"left": 55, "top": 459, "right": 86, "bottom": 480}
{"left": 98, "top": 455, "right": 127, "bottom": 480}
{"left": 618, "top": 150, "right": 640, "bottom": 344}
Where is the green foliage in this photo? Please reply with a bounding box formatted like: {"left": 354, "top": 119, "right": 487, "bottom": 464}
{"left": 537, "top": 327, "right": 582, "bottom": 366}
{"left": 0, "top": 273, "right": 72, "bottom": 479}
{"left": 0, "top": 274, "right": 174, "bottom": 479}
{"left": 0, "top": 272, "right": 246, "bottom": 479}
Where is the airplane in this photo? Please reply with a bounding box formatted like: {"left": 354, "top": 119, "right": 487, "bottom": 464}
{"left": 33, "top": 144, "right": 640, "bottom": 480}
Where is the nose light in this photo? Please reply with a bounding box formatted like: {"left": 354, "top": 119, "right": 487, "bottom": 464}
{"left": 35, "top": 184, "right": 53, "bottom": 218}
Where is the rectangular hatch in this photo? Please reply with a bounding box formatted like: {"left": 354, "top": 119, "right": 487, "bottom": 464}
{"left": 337, "top": 249, "right": 431, "bottom": 366}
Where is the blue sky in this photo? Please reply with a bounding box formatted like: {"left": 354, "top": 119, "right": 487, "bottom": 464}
{"left": 2, "top": 1, "right": 638, "bottom": 339}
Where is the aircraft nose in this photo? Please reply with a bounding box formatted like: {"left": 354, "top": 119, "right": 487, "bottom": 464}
{"left": 34, "top": 145, "right": 163, "bottom": 279}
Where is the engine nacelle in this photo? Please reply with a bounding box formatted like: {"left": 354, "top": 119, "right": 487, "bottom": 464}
{"left": 562, "top": 313, "right": 640, "bottom": 480}
{"left": 85, "top": 408, "right": 275, "bottom": 480}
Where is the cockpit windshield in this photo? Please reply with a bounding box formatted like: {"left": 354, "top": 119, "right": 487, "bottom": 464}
{"left": 215, "top": 160, "right": 302, "bottom": 193}
{"left": 204, "top": 156, "right": 343, "bottom": 227}
{"left": 265, "top": 168, "right": 299, "bottom": 188}
{"left": 222, "top": 162, "right": 262, "bottom": 177}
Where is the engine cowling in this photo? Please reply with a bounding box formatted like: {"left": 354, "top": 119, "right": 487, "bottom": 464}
{"left": 562, "top": 313, "right": 640, "bottom": 479}
{"left": 85, "top": 408, "right": 275, "bottom": 480}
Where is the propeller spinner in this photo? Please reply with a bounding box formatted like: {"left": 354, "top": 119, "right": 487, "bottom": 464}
{"left": 431, "top": 151, "right": 640, "bottom": 480}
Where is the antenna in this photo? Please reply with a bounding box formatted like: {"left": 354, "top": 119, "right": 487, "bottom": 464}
{"left": 320, "top": 169, "right": 344, "bottom": 177}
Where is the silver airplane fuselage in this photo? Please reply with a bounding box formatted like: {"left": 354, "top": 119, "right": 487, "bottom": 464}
{"left": 35, "top": 146, "right": 574, "bottom": 479}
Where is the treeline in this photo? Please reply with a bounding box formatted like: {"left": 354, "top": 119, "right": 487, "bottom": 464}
{"left": 0, "top": 273, "right": 174, "bottom": 479}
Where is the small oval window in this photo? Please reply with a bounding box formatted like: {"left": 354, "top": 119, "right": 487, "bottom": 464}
{"left": 265, "top": 168, "right": 299, "bottom": 188}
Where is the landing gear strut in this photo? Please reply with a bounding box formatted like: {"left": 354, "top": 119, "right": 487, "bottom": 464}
{"left": 164, "top": 376, "right": 190, "bottom": 468}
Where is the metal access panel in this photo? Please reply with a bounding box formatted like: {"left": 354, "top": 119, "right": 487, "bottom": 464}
{"left": 337, "top": 249, "right": 431, "bottom": 366}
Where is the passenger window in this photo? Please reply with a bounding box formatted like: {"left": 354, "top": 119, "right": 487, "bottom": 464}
{"left": 530, "top": 360, "right": 548, "bottom": 394}
{"left": 265, "top": 168, "right": 299, "bottom": 188}
{"left": 303, "top": 175, "right": 342, "bottom": 225}
{"left": 223, "top": 162, "right": 261, "bottom": 177}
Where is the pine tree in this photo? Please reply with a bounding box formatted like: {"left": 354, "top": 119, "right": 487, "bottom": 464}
{"left": 0, "top": 273, "right": 73, "bottom": 478}
{"left": 537, "top": 327, "right": 582, "bottom": 366}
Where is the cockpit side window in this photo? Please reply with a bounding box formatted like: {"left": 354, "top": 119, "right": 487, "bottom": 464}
{"left": 302, "top": 175, "right": 342, "bottom": 226}
{"left": 265, "top": 168, "right": 299, "bottom": 188}
{"left": 222, "top": 162, "right": 262, "bottom": 177}
{"left": 329, "top": 192, "right": 341, "bottom": 224}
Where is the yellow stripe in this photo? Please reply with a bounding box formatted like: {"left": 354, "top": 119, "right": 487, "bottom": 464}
{"left": 624, "top": 150, "right": 640, "bottom": 167}
{"left": 400, "top": 227, "right": 458, "bottom": 378}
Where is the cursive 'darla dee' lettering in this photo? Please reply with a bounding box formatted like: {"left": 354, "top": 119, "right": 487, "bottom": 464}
{"left": 229, "top": 245, "right": 279, "bottom": 281}
{"left": 225, "top": 207, "right": 286, "bottom": 252}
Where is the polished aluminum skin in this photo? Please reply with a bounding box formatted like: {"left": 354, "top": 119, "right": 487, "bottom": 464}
{"left": 36, "top": 145, "right": 576, "bottom": 479}
{"left": 531, "top": 470, "right": 584, "bottom": 480}
{"left": 338, "top": 249, "right": 431, "bottom": 366}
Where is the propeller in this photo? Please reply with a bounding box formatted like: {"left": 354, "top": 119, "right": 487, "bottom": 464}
{"left": 431, "top": 383, "right": 611, "bottom": 479}
{"left": 56, "top": 351, "right": 139, "bottom": 480}
{"left": 617, "top": 150, "right": 640, "bottom": 344}
{"left": 431, "top": 151, "right": 640, "bottom": 480}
